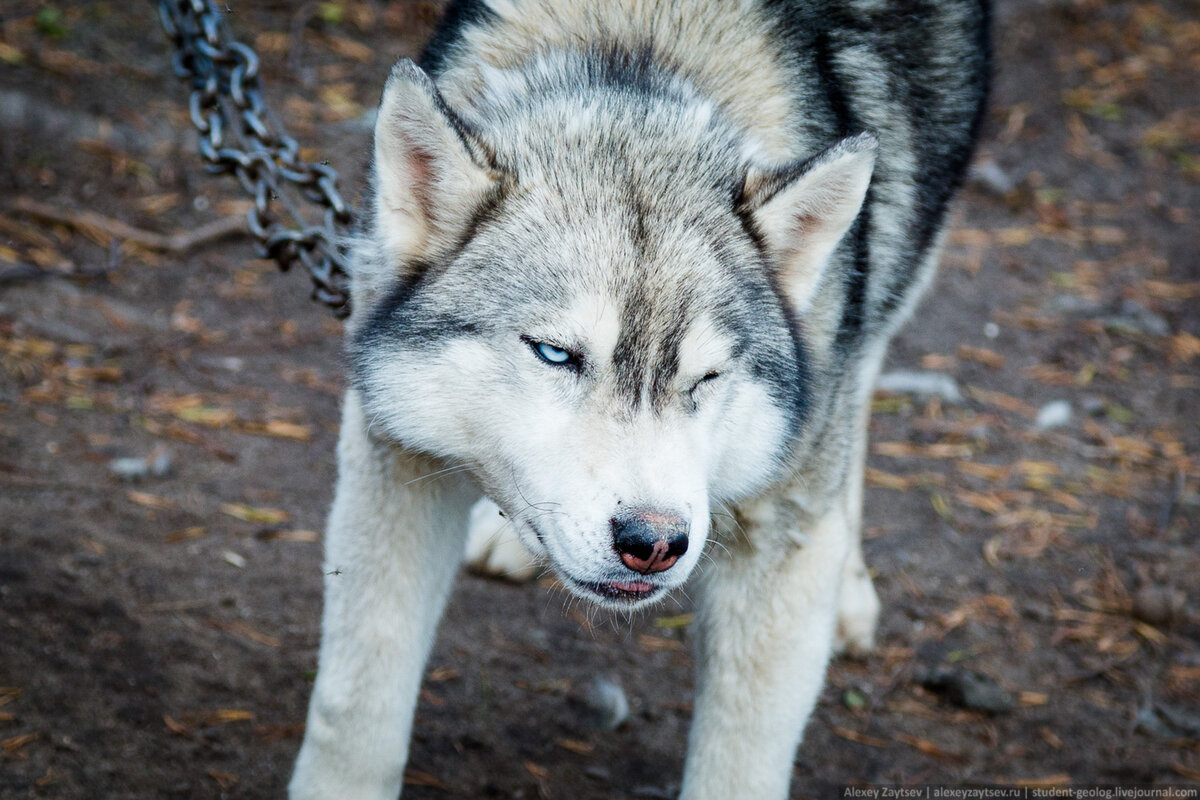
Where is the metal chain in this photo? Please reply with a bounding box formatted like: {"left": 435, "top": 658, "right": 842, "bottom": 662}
{"left": 157, "top": 0, "right": 354, "bottom": 317}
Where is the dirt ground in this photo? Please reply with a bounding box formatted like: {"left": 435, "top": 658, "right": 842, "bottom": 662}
{"left": 1, "top": 0, "right": 1198, "bottom": 798}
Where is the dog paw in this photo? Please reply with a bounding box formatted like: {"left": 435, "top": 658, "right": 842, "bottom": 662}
{"left": 834, "top": 565, "right": 880, "bottom": 658}
{"left": 464, "top": 499, "right": 539, "bottom": 582}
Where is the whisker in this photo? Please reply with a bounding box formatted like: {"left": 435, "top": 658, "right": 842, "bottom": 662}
{"left": 400, "top": 462, "right": 473, "bottom": 489}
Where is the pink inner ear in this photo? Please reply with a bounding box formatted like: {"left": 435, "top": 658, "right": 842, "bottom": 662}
{"left": 403, "top": 143, "right": 434, "bottom": 221}
{"left": 790, "top": 211, "right": 820, "bottom": 236}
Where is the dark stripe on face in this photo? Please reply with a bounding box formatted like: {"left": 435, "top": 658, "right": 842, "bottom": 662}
{"left": 352, "top": 152, "right": 514, "bottom": 369}
{"left": 612, "top": 280, "right": 690, "bottom": 412}
{"left": 349, "top": 262, "right": 483, "bottom": 395}
{"left": 356, "top": 258, "right": 435, "bottom": 343}
{"left": 708, "top": 218, "right": 808, "bottom": 450}
{"left": 651, "top": 303, "right": 686, "bottom": 411}
{"left": 612, "top": 280, "right": 647, "bottom": 408}
{"left": 751, "top": 261, "right": 810, "bottom": 449}
{"left": 348, "top": 189, "right": 511, "bottom": 393}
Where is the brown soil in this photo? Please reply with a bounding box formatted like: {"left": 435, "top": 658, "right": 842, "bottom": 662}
{"left": 1, "top": 1, "right": 1197, "bottom": 798}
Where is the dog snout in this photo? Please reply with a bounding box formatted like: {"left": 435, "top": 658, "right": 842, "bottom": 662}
{"left": 611, "top": 510, "right": 689, "bottom": 575}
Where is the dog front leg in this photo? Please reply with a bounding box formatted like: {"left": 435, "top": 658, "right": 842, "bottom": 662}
{"left": 680, "top": 504, "right": 850, "bottom": 800}
{"left": 290, "top": 392, "right": 475, "bottom": 800}
{"left": 835, "top": 396, "right": 881, "bottom": 657}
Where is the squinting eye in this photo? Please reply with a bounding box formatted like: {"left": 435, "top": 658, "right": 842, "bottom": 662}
{"left": 529, "top": 340, "right": 574, "bottom": 366}
{"left": 691, "top": 371, "right": 720, "bottom": 393}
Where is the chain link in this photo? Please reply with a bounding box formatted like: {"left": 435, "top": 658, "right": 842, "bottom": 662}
{"left": 157, "top": 0, "right": 354, "bottom": 317}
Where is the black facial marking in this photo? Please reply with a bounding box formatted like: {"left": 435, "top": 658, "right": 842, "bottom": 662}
{"left": 651, "top": 303, "right": 686, "bottom": 412}
{"left": 748, "top": 271, "right": 810, "bottom": 448}
{"left": 612, "top": 281, "right": 650, "bottom": 409}
{"left": 355, "top": 259, "right": 437, "bottom": 343}
{"left": 418, "top": 0, "right": 499, "bottom": 77}
{"left": 611, "top": 276, "right": 695, "bottom": 413}
{"left": 447, "top": 178, "right": 510, "bottom": 258}
{"left": 349, "top": 257, "right": 483, "bottom": 396}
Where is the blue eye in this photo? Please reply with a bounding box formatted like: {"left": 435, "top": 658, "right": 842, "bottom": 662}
{"left": 532, "top": 341, "right": 572, "bottom": 365}
{"left": 525, "top": 338, "right": 580, "bottom": 369}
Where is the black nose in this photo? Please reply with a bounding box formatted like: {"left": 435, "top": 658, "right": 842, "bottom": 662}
{"left": 611, "top": 510, "right": 689, "bottom": 575}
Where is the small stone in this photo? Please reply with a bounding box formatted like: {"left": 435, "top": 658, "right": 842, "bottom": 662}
{"left": 193, "top": 355, "right": 244, "bottom": 372}
{"left": 1118, "top": 299, "right": 1171, "bottom": 336}
{"left": 107, "top": 445, "right": 172, "bottom": 481}
{"left": 1049, "top": 294, "right": 1104, "bottom": 315}
{"left": 108, "top": 457, "right": 151, "bottom": 481}
{"left": 1034, "top": 400, "right": 1071, "bottom": 431}
{"left": 584, "top": 766, "right": 611, "bottom": 782}
{"left": 1081, "top": 395, "right": 1107, "bottom": 416}
{"left": 1132, "top": 586, "right": 1185, "bottom": 627}
{"left": 984, "top": 322, "right": 1000, "bottom": 339}
{"left": 969, "top": 159, "right": 1016, "bottom": 196}
{"left": 842, "top": 688, "right": 868, "bottom": 710}
{"left": 921, "top": 669, "right": 1015, "bottom": 714}
{"left": 580, "top": 673, "right": 630, "bottom": 732}
{"left": 1135, "top": 705, "right": 1177, "bottom": 739}
{"left": 876, "top": 371, "right": 964, "bottom": 404}
{"left": 1102, "top": 300, "right": 1171, "bottom": 337}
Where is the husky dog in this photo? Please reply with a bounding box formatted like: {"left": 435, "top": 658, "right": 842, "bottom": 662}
{"left": 291, "top": 0, "right": 988, "bottom": 797}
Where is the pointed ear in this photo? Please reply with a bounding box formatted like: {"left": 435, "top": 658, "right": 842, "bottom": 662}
{"left": 372, "top": 59, "right": 499, "bottom": 269}
{"left": 741, "top": 133, "right": 876, "bottom": 313}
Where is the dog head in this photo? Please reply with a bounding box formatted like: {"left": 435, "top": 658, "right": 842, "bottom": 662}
{"left": 351, "top": 58, "right": 874, "bottom": 607}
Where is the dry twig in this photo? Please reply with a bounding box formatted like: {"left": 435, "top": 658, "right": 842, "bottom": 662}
{"left": 10, "top": 197, "right": 246, "bottom": 254}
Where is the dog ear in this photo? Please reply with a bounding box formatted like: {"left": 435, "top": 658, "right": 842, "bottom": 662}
{"left": 741, "top": 133, "right": 876, "bottom": 313}
{"left": 373, "top": 59, "right": 499, "bottom": 269}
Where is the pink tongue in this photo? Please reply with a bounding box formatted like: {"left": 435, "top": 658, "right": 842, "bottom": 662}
{"left": 609, "top": 580, "right": 653, "bottom": 593}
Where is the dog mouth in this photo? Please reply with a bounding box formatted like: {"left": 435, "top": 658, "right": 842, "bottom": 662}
{"left": 563, "top": 575, "right": 665, "bottom": 605}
